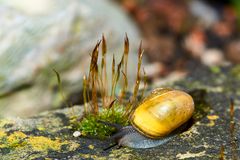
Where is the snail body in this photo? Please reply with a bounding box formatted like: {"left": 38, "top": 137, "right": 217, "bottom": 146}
{"left": 112, "top": 125, "right": 179, "bottom": 148}
{"left": 109, "top": 88, "right": 194, "bottom": 149}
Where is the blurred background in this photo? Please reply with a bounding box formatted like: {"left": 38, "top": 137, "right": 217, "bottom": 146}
{"left": 0, "top": 0, "right": 239, "bottom": 118}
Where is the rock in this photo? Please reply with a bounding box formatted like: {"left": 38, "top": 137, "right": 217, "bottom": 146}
{"left": 0, "top": 0, "right": 141, "bottom": 117}
{"left": 0, "top": 65, "right": 239, "bottom": 159}
{"left": 73, "top": 131, "right": 81, "bottom": 137}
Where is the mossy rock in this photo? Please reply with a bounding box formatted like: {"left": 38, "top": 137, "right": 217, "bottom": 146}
{"left": 0, "top": 65, "right": 239, "bottom": 159}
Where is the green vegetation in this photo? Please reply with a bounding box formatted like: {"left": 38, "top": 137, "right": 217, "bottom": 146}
{"left": 74, "top": 103, "right": 128, "bottom": 139}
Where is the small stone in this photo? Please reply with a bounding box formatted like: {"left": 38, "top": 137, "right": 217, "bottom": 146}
{"left": 201, "top": 48, "right": 224, "bottom": 66}
{"left": 73, "top": 131, "right": 81, "bottom": 137}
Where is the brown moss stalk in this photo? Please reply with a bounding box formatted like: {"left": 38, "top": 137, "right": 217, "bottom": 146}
{"left": 112, "top": 54, "right": 124, "bottom": 98}
{"left": 89, "top": 41, "right": 101, "bottom": 114}
{"left": 118, "top": 70, "right": 128, "bottom": 102}
{"left": 83, "top": 75, "right": 88, "bottom": 114}
{"left": 123, "top": 34, "right": 129, "bottom": 77}
{"left": 131, "top": 41, "right": 144, "bottom": 106}
{"left": 53, "top": 69, "right": 70, "bottom": 108}
{"left": 140, "top": 68, "right": 147, "bottom": 101}
{"left": 118, "top": 35, "right": 130, "bottom": 102}
{"left": 219, "top": 145, "right": 224, "bottom": 160}
{"left": 110, "top": 54, "right": 116, "bottom": 99}
{"left": 100, "top": 35, "right": 108, "bottom": 107}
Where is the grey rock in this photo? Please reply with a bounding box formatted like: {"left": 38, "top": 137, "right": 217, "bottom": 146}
{"left": 0, "top": 0, "right": 141, "bottom": 117}
{"left": 0, "top": 65, "right": 239, "bottom": 159}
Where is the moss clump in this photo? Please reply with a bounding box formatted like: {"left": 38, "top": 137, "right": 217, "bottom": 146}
{"left": 70, "top": 35, "right": 145, "bottom": 138}
{"left": 74, "top": 103, "right": 129, "bottom": 139}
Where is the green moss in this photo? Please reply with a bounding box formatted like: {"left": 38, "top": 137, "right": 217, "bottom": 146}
{"left": 74, "top": 103, "right": 129, "bottom": 139}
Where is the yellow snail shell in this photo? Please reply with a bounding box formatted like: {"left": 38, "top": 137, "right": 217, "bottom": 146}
{"left": 131, "top": 88, "right": 195, "bottom": 138}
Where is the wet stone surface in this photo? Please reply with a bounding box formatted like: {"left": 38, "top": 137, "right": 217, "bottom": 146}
{"left": 0, "top": 65, "right": 239, "bottom": 159}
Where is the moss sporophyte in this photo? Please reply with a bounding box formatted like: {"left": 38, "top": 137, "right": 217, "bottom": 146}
{"left": 71, "top": 35, "right": 147, "bottom": 139}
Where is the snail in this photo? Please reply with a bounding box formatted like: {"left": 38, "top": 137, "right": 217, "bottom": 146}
{"left": 102, "top": 88, "right": 195, "bottom": 149}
